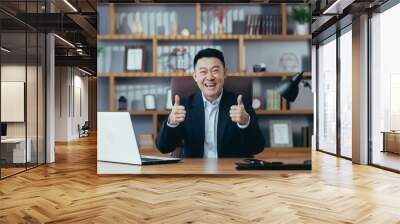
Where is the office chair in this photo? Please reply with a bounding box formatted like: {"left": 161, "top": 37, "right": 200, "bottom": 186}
{"left": 168, "top": 76, "right": 253, "bottom": 157}
{"left": 78, "top": 121, "right": 90, "bottom": 138}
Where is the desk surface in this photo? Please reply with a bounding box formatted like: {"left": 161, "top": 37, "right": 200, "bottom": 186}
{"left": 97, "top": 152, "right": 311, "bottom": 175}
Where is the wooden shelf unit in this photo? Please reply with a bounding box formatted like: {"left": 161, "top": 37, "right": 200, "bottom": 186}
{"left": 98, "top": 3, "right": 312, "bottom": 74}
{"left": 97, "top": 34, "right": 312, "bottom": 41}
{"left": 98, "top": 2, "right": 313, "bottom": 150}
{"left": 98, "top": 71, "right": 311, "bottom": 78}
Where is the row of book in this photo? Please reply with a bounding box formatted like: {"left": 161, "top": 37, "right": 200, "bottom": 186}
{"left": 116, "top": 11, "right": 179, "bottom": 35}
{"left": 114, "top": 9, "right": 282, "bottom": 36}
{"left": 265, "top": 89, "right": 281, "bottom": 110}
{"left": 97, "top": 44, "right": 224, "bottom": 73}
{"left": 246, "top": 15, "right": 282, "bottom": 35}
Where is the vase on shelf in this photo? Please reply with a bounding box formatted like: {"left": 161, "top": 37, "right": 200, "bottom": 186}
{"left": 294, "top": 23, "right": 309, "bottom": 35}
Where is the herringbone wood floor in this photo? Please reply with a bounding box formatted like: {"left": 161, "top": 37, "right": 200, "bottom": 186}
{"left": 1, "top": 136, "right": 400, "bottom": 224}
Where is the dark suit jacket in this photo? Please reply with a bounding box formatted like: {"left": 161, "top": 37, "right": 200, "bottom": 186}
{"left": 156, "top": 90, "right": 265, "bottom": 158}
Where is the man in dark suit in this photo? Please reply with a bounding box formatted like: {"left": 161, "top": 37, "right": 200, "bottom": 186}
{"left": 156, "top": 48, "right": 265, "bottom": 158}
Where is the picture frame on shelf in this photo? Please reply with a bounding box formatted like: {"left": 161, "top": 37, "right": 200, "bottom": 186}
{"left": 125, "top": 45, "right": 145, "bottom": 72}
{"left": 144, "top": 94, "right": 156, "bottom": 110}
{"left": 269, "top": 120, "right": 293, "bottom": 147}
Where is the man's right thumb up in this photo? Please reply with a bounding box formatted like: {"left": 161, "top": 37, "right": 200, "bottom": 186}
{"left": 174, "top": 95, "right": 180, "bottom": 106}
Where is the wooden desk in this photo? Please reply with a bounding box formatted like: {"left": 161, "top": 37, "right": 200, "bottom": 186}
{"left": 97, "top": 151, "right": 311, "bottom": 175}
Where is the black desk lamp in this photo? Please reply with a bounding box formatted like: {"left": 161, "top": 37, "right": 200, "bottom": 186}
{"left": 276, "top": 71, "right": 311, "bottom": 102}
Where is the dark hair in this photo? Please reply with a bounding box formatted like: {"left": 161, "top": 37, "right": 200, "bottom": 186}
{"left": 193, "top": 48, "right": 225, "bottom": 69}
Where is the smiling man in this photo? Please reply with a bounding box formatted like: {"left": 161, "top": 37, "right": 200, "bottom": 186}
{"left": 156, "top": 48, "right": 265, "bottom": 158}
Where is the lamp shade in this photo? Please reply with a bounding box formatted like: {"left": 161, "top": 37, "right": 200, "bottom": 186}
{"left": 276, "top": 72, "right": 304, "bottom": 102}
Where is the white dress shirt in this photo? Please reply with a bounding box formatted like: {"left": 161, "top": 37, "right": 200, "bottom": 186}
{"left": 202, "top": 92, "right": 222, "bottom": 158}
{"left": 167, "top": 90, "right": 250, "bottom": 158}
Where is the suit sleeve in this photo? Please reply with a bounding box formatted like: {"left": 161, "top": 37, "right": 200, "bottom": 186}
{"left": 237, "top": 100, "right": 265, "bottom": 155}
{"left": 155, "top": 119, "right": 184, "bottom": 154}
{"left": 156, "top": 98, "right": 188, "bottom": 154}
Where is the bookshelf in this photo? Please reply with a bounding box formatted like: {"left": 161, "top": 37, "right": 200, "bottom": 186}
{"left": 97, "top": 71, "right": 311, "bottom": 78}
{"left": 97, "top": 34, "right": 311, "bottom": 41}
{"left": 97, "top": 3, "right": 313, "bottom": 151}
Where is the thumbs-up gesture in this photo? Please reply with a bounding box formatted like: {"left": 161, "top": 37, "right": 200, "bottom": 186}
{"left": 168, "top": 95, "right": 186, "bottom": 126}
{"left": 229, "top": 95, "right": 250, "bottom": 125}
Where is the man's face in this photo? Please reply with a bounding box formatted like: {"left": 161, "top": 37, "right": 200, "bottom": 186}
{"left": 193, "top": 57, "right": 226, "bottom": 101}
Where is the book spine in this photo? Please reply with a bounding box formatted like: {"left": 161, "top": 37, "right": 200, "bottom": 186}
{"left": 278, "top": 15, "right": 282, "bottom": 34}
{"left": 227, "top": 9, "right": 232, "bottom": 34}
{"left": 163, "top": 12, "right": 169, "bottom": 35}
{"left": 246, "top": 15, "right": 251, "bottom": 34}
{"left": 201, "top": 11, "right": 206, "bottom": 34}
{"left": 142, "top": 12, "right": 148, "bottom": 35}
{"left": 190, "top": 46, "right": 195, "bottom": 72}
{"left": 276, "top": 90, "right": 281, "bottom": 110}
{"left": 148, "top": 11, "right": 153, "bottom": 35}
{"left": 157, "top": 46, "right": 162, "bottom": 73}
{"left": 156, "top": 11, "right": 162, "bottom": 35}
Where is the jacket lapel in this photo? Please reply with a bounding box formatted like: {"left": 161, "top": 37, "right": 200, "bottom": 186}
{"left": 190, "top": 92, "right": 205, "bottom": 154}
{"left": 217, "top": 91, "right": 231, "bottom": 152}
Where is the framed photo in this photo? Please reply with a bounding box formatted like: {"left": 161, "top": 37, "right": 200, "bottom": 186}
{"left": 125, "top": 46, "right": 145, "bottom": 72}
{"left": 269, "top": 120, "right": 293, "bottom": 147}
{"left": 144, "top": 94, "right": 156, "bottom": 110}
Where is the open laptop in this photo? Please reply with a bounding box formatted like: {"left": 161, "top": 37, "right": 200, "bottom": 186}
{"left": 97, "top": 112, "right": 180, "bottom": 165}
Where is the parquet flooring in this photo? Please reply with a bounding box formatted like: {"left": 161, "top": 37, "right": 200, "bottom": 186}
{"left": 1, "top": 135, "right": 400, "bottom": 223}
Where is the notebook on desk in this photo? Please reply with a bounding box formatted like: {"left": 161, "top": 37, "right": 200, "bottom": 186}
{"left": 97, "top": 112, "right": 180, "bottom": 165}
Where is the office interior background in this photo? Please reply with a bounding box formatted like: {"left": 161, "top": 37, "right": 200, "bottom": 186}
{"left": 0, "top": 0, "right": 97, "bottom": 179}
{"left": 0, "top": 0, "right": 400, "bottom": 222}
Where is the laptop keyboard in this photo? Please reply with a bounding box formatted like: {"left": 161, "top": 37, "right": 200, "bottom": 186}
{"left": 141, "top": 157, "right": 161, "bottom": 162}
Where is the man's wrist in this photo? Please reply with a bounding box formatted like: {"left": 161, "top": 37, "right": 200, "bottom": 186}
{"left": 237, "top": 114, "right": 250, "bottom": 129}
{"left": 167, "top": 115, "right": 179, "bottom": 128}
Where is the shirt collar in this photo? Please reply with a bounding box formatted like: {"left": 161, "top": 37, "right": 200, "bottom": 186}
{"left": 202, "top": 89, "right": 223, "bottom": 107}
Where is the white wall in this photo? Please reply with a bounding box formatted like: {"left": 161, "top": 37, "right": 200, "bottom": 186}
{"left": 55, "top": 67, "right": 89, "bottom": 141}
{"left": 1, "top": 65, "right": 35, "bottom": 137}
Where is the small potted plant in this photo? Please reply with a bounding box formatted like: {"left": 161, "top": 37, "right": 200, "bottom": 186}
{"left": 289, "top": 6, "right": 311, "bottom": 35}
